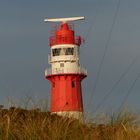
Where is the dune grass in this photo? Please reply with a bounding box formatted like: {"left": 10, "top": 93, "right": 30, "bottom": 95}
{"left": 0, "top": 107, "right": 140, "bottom": 140}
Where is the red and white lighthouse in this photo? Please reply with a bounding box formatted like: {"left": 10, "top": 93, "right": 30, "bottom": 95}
{"left": 44, "top": 17, "right": 87, "bottom": 120}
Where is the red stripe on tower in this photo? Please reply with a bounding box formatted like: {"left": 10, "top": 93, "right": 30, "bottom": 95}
{"left": 44, "top": 17, "right": 87, "bottom": 121}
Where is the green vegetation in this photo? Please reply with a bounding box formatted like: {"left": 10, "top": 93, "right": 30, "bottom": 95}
{"left": 0, "top": 107, "right": 140, "bottom": 140}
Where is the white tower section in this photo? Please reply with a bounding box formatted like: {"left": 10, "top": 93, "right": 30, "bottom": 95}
{"left": 47, "top": 44, "right": 86, "bottom": 75}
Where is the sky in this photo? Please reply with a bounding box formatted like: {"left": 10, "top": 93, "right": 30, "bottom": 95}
{"left": 0, "top": 0, "right": 140, "bottom": 115}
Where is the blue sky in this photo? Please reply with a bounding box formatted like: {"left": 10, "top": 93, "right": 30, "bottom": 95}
{"left": 0, "top": 0, "right": 140, "bottom": 114}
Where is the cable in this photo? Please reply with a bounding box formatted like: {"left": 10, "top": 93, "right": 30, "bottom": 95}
{"left": 93, "top": 0, "right": 121, "bottom": 94}
{"left": 118, "top": 69, "right": 140, "bottom": 110}
{"left": 87, "top": 0, "right": 122, "bottom": 108}
{"left": 94, "top": 54, "right": 140, "bottom": 112}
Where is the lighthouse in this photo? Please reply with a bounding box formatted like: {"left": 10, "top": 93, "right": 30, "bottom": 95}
{"left": 44, "top": 17, "right": 87, "bottom": 120}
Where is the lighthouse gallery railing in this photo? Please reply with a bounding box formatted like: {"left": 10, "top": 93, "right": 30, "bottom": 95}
{"left": 45, "top": 67, "right": 87, "bottom": 76}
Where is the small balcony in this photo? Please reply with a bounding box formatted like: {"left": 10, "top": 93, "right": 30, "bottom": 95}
{"left": 45, "top": 67, "right": 87, "bottom": 76}
{"left": 49, "top": 36, "right": 82, "bottom": 47}
{"left": 48, "top": 55, "right": 78, "bottom": 63}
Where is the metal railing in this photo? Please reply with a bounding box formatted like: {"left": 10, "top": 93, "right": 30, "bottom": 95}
{"left": 49, "top": 36, "right": 82, "bottom": 46}
{"left": 48, "top": 55, "right": 77, "bottom": 63}
{"left": 45, "top": 67, "right": 87, "bottom": 76}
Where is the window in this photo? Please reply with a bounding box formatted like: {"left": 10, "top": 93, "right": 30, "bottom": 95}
{"left": 65, "top": 48, "right": 74, "bottom": 55}
{"left": 60, "top": 63, "right": 64, "bottom": 67}
{"left": 52, "top": 48, "right": 74, "bottom": 56}
{"left": 52, "top": 48, "right": 61, "bottom": 56}
{"left": 53, "top": 82, "right": 55, "bottom": 87}
{"left": 72, "top": 81, "right": 75, "bottom": 88}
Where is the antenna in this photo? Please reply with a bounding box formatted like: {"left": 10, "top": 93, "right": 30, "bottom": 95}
{"left": 44, "top": 16, "right": 85, "bottom": 23}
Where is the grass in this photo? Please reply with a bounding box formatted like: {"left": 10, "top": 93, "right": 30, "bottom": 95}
{"left": 0, "top": 107, "right": 140, "bottom": 140}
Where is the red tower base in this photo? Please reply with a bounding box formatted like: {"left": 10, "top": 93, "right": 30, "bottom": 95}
{"left": 46, "top": 73, "right": 86, "bottom": 120}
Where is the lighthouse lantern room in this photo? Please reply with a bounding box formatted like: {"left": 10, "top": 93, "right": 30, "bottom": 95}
{"left": 44, "top": 17, "right": 87, "bottom": 120}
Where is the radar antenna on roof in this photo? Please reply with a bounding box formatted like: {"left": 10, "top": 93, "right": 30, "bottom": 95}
{"left": 44, "top": 16, "right": 85, "bottom": 23}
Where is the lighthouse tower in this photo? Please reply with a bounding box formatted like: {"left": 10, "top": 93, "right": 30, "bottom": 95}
{"left": 44, "top": 17, "right": 87, "bottom": 120}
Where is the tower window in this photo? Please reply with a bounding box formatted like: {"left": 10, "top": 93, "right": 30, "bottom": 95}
{"left": 60, "top": 63, "right": 64, "bottom": 67}
{"left": 53, "top": 82, "right": 55, "bottom": 87}
{"left": 52, "top": 48, "right": 61, "bottom": 56}
{"left": 52, "top": 48, "right": 74, "bottom": 56}
{"left": 65, "top": 48, "right": 74, "bottom": 55}
{"left": 72, "top": 81, "right": 75, "bottom": 88}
